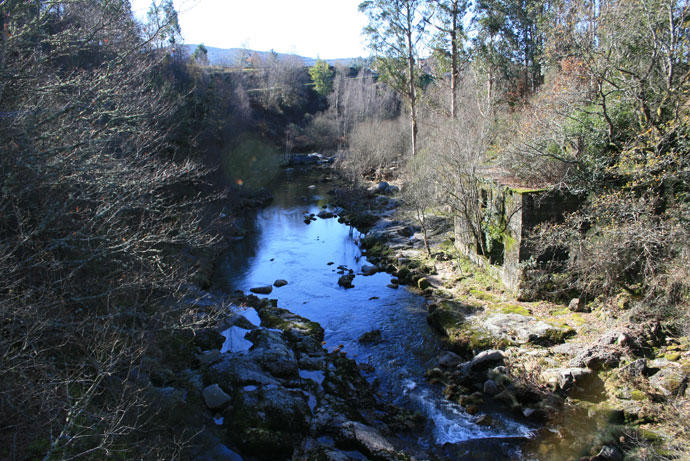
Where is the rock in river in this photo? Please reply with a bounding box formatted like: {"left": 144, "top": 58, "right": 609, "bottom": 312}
{"left": 273, "top": 279, "right": 288, "bottom": 287}
{"left": 438, "top": 350, "right": 463, "bottom": 368}
{"left": 250, "top": 285, "right": 273, "bottom": 295}
{"left": 338, "top": 274, "right": 355, "bottom": 289}
{"left": 358, "top": 329, "right": 383, "bottom": 343}
{"left": 361, "top": 264, "right": 378, "bottom": 276}
{"left": 337, "top": 421, "right": 397, "bottom": 459}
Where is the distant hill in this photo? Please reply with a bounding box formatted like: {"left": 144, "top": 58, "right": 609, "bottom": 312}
{"left": 183, "top": 45, "right": 363, "bottom": 68}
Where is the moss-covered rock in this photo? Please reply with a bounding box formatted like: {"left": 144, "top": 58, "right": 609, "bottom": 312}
{"left": 256, "top": 305, "right": 325, "bottom": 342}
{"left": 343, "top": 212, "right": 379, "bottom": 230}
{"left": 426, "top": 301, "right": 469, "bottom": 337}
{"left": 395, "top": 267, "right": 413, "bottom": 285}
{"left": 418, "top": 278, "right": 431, "bottom": 290}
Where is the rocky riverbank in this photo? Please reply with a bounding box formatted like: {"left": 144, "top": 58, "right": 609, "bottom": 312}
{"left": 148, "top": 292, "right": 423, "bottom": 461}
{"left": 328, "top": 171, "right": 690, "bottom": 460}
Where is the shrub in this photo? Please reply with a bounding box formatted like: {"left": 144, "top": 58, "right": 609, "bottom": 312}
{"left": 338, "top": 117, "right": 409, "bottom": 182}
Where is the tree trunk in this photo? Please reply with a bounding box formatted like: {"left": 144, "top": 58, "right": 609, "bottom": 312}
{"left": 406, "top": 14, "right": 418, "bottom": 156}
{"left": 418, "top": 209, "right": 432, "bottom": 256}
{"left": 450, "top": 0, "right": 458, "bottom": 119}
{"left": 487, "top": 65, "right": 493, "bottom": 108}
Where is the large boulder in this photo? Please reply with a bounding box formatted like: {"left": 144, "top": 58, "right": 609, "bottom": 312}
{"left": 568, "top": 297, "right": 589, "bottom": 312}
{"left": 648, "top": 366, "right": 686, "bottom": 397}
{"left": 541, "top": 367, "right": 594, "bottom": 392}
{"left": 438, "top": 350, "right": 463, "bottom": 368}
{"left": 336, "top": 421, "right": 398, "bottom": 460}
{"left": 568, "top": 345, "right": 622, "bottom": 370}
{"left": 376, "top": 181, "right": 390, "bottom": 193}
{"left": 468, "top": 349, "right": 505, "bottom": 372}
{"left": 482, "top": 313, "right": 573, "bottom": 345}
{"left": 256, "top": 386, "right": 312, "bottom": 430}
{"left": 257, "top": 305, "right": 325, "bottom": 342}
{"left": 246, "top": 329, "right": 299, "bottom": 379}
{"left": 223, "top": 384, "right": 312, "bottom": 459}
{"left": 426, "top": 301, "right": 469, "bottom": 337}
{"left": 206, "top": 353, "right": 281, "bottom": 387}
{"left": 194, "top": 328, "right": 225, "bottom": 351}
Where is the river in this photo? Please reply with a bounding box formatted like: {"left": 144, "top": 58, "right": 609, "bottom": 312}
{"left": 213, "top": 167, "right": 531, "bottom": 459}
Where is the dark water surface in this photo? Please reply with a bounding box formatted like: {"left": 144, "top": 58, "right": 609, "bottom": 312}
{"left": 214, "top": 169, "right": 531, "bottom": 459}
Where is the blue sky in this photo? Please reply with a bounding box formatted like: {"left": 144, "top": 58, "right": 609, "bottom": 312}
{"left": 130, "top": 0, "right": 371, "bottom": 59}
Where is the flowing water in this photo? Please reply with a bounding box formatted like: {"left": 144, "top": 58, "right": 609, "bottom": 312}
{"left": 213, "top": 168, "right": 532, "bottom": 459}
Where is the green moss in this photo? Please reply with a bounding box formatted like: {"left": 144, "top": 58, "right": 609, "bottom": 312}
{"left": 427, "top": 305, "right": 465, "bottom": 337}
{"left": 495, "top": 303, "right": 531, "bottom": 316}
{"left": 359, "top": 236, "right": 394, "bottom": 260}
{"left": 456, "top": 257, "right": 499, "bottom": 289}
{"left": 637, "top": 429, "right": 664, "bottom": 443}
{"left": 569, "top": 313, "right": 587, "bottom": 326}
{"left": 469, "top": 289, "right": 500, "bottom": 303}
{"left": 365, "top": 242, "right": 393, "bottom": 259}
{"left": 664, "top": 352, "right": 681, "bottom": 361}
{"left": 630, "top": 390, "right": 647, "bottom": 401}
{"left": 509, "top": 186, "right": 547, "bottom": 194}
{"left": 439, "top": 238, "right": 457, "bottom": 253}
{"left": 504, "top": 236, "right": 517, "bottom": 255}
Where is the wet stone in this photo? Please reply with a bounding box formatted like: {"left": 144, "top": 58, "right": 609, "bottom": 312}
{"left": 250, "top": 285, "right": 273, "bottom": 295}
{"left": 203, "top": 384, "right": 231, "bottom": 410}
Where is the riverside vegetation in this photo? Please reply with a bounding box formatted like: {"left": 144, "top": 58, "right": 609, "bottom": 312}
{"left": 1, "top": 0, "right": 689, "bottom": 460}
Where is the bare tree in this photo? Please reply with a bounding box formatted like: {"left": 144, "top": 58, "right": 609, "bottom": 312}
{"left": 339, "top": 117, "right": 410, "bottom": 182}
{"left": 420, "top": 74, "right": 494, "bottom": 256}
{"left": 0, "top": 1, "right": 220, "bottom": 458}
{"left": 333, "top": 68, "right": 400, "bottom": 141}
{"left": 253, "top": 51, "right": 309, "bottom": 112}
{"left": 403, "top": 154, "right": 439, "bottom": 256}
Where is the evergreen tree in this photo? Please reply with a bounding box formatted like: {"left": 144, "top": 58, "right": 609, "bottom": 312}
{"left": 309, "top": 59, "right": 335, "bottom": 96}
{"left": 193, "top": 43, "right": 210, "bottom": 65}
{"left": 427, "top": 0, "right": 469, "bottom": 118}
{"left": 474, "top": 0, "right": 546, "bottom": 100}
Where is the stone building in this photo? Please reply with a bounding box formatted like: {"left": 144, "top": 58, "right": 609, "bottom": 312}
{"left": 454, "top": 178, "right": 581, "bottom": 294}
